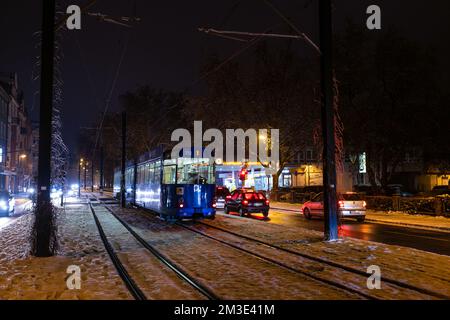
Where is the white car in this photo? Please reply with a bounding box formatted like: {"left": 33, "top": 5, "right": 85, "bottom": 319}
{"left": 301, "top": 192, "right": 366, "bottom": 222}
{"left": 214, "top": 186, "right": 231, "bottom": 209}
{"left": 0, "top": 191, "right": 15, "bottom": 217}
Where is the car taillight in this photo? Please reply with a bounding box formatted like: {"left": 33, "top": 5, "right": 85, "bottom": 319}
{"left": 338, "top": 200, "right": 344, "bottom": 208}
{"left": 242, "top": 200, "right": 249, "bottom": 206}
{"left": 178, "top": 198, "right": 184, "bottom": 208}
{"left": 212, "top": 202, "right": 217, "bottom": 208}
{"left": 225, "top": 195, "right": 231, "bottom": 201}
{"left": 265, "top": 200, "right": 270, "bottom": 205}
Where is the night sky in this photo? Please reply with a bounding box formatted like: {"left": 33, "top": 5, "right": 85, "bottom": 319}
{"left": 1, "top": 0, "right": 449, "bottom": 154}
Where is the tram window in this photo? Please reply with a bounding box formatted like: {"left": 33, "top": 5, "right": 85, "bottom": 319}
{"left": 137, "top": 165, "right": 143, "bottom": 185}
{"left": 154, "top": 161, "right": 161, "bottom": 183}
{"left": 148, "top": 162, "right": 154, "bottom": 184}
{"left": 176, "top": 158, "right": 215, "bottom": 184}
{"left": 163, "top": 159, "right": 177, "bottom": 184}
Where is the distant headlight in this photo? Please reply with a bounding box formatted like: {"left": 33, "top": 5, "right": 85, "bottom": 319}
{"left": 0, "top": 200, "right": 7, "bottom": 210}
{"left": 28, "top": 188, "right": 35, "bottom": 194}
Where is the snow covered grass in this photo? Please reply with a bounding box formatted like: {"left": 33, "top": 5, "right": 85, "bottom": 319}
{"left": 0, "top": 204, "right": 131, "bottom": 300}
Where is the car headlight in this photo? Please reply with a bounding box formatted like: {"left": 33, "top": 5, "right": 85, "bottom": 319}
{"left": 0, "top": 200, "right": 7, "bottom": 209}
{"left": 28, "top": 188, "right": 35, "bottom": 194}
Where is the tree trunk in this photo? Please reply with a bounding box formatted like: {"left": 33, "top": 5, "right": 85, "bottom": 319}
{"left": 271, "top": 172, "right": 280, "bottom": 201}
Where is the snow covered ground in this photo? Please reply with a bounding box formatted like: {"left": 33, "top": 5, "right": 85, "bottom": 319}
{"left": 204, "top": 213, "right": 450, "bottom": 299}
{"left": 110, "top": 206, "right": 362, "bottom": 299}
{"left": 365, "top": 211, "right": 450, "bottom": 232}
{"left": 91, "top": 205, "right": 207, "bottom": 299}
{"left": 1, "top": 196, "right": 449, "bottom": 300}
{"left": 0, "top": 201, "right": 131, "bottom": 300}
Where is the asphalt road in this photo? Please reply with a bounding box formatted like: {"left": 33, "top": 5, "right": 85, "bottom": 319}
{"left": 220, "top": 208, "right": 450, "bottom": 256}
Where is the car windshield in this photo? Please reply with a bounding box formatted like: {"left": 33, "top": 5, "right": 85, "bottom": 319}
{"left": 244, "top": 192, "right": 266, "bottom": 200}
{"left": 340, "top": 193, "right": 363, "bottom": 201}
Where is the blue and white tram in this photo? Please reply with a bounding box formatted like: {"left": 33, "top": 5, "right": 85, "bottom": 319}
{"left": 114, "top": 146, "right": 216, "bottom": 220}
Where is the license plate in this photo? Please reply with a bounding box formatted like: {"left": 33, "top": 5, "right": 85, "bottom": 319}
{"left": 254, "top": 203, "right": 262, "bottom": 206}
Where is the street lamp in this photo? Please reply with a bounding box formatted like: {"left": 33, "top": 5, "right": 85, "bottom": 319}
{"left": 84, "top": 162, "right": 88, "bottom": 191}
{"left": 78, "top": 158, "right": 83, "bottom": 197}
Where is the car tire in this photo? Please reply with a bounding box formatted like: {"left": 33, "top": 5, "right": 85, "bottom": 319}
{"left": 303, "top": 208, "right": 312, "bottom": 220}
{"left": 262, "top": 210, "right": 269, "bottom": 218}
{"left": 239, "top": 207, "right": 245, "bottom": 217}
{"left": 356, "top": 217, "right": 365, "bottom": 223}
{"left": 224, "top": 206, "right": 230, "bottom": 214}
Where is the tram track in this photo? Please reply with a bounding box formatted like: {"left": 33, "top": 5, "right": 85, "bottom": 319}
{"left": 193, "top": 218, "right": 450, "bottom": 300}
{"left": 125, "top": 203, "right": 448, "bottom": 300}
{"left": 121, "top": 204, "right": 376, "bottom": 299}
{"left": 88, "top": 192, "right": 448, "bottom": 300}
{"left": 88, "top": 201, "right": 219, "bottom": 300}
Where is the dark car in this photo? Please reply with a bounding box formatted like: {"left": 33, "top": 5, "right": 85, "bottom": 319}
{"left": 0, "top": 191, "right": 15, "bottom": 217}
{"left": 224, "top": 189, "right": 270, "bottom": 218}
{"left": 385, "top": 184, "right": 414, "bottom": 197}
{"left": 214, "top": 186, "right": 231, "bottom": 209}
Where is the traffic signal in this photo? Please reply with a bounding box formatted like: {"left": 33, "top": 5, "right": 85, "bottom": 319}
{"left": 239, "top": 168, "right": 248, "bottom": 181}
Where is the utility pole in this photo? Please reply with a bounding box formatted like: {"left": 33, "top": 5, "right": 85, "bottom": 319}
{"left": 84, "top": 162, "right": 87, "bottom": 191}
{"left": 120, "top": 111, "right": 127, "bottom": 208}
{"left": 91, "top": 159, "right": 94, "bottom": 192}
{"left": 35, "top": 0, "right": 55, "bottom": 257}
{"left": 99, "top": 146, "right": 104, "bottom": 193}
{"left": 319, "top": 0, "right": 338, "bottom": 241}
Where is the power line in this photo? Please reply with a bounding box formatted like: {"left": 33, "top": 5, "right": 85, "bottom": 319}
{"left": 263, "top": 0, "right": 321, "bottom": 54}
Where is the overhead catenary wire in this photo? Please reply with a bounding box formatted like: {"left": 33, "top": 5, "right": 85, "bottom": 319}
{"left": 263, "top": 0, "right": 321, "bottom": 54}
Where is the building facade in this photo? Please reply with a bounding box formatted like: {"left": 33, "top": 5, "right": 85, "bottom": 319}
{"left": 0, "top": 73, "right": 33, "bottom": 193}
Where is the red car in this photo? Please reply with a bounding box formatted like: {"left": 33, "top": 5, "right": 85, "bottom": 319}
{"left": 224, "top": 189, "right": 270, "bottom": 218}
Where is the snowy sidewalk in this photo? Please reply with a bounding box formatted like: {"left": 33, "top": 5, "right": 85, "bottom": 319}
{"left": 271, "top": 201, "right": 450, "bottom": 232}
{"left": 365, "top": 211, "right": 450, "bottom": 232}
{"left": 0, "top": 202, "right": 131, "bottom": 299}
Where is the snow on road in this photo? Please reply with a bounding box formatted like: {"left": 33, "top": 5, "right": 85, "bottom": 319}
{"left": 0, "top": 203, "right": 131, "bottom": 300}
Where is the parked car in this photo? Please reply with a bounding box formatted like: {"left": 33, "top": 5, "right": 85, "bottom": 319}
{"left": 225, "top": 189, "right": 270, "bottom": 218}
{"left": 301, "top": 192, "right": 366, "bottom": 222}
{"left": 214, "top": 186, "right": 231, "bottom": 209}
{"left": 0, "top": 191, "right": 15, "bottom": 217}
{"left": 431, "top": 185, "right": 450, "bottom": 196}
